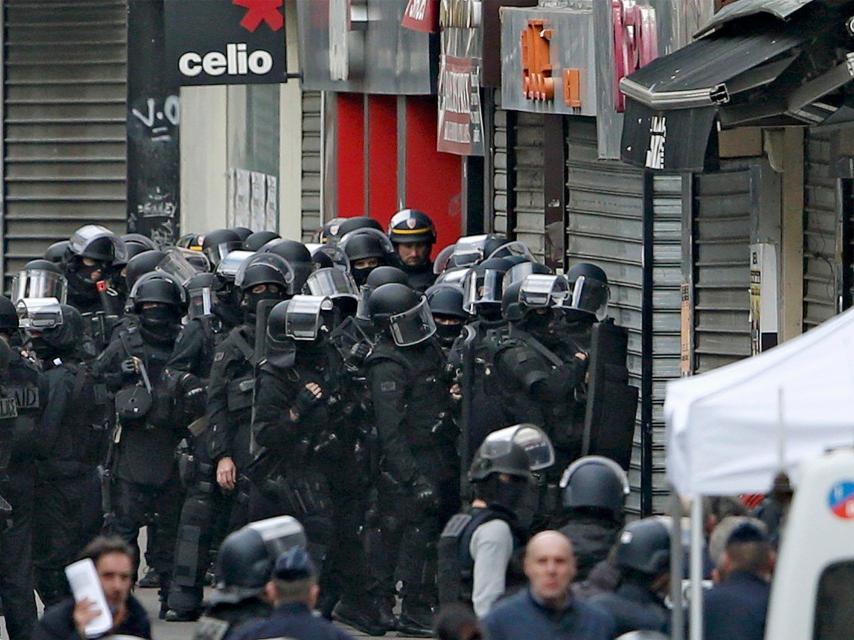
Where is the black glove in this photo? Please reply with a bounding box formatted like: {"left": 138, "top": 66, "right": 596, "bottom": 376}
{"left": 411, "top": 475, "right": 438, "bottom": 511}
{"left": 292, "top": 385, "right": 323, "bottom": 418}
{"left": 120, "top": 358, "right": 138, "bottom": 383}
{"left": 346, "top": 342, "right": 371, "bottom": 368}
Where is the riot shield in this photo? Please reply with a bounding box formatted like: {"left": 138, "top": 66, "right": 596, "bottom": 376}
{"left": 581, "top": 320, "right": 639, "bottom": 470}
{"left": 253, "top": 298, "right": 281, "bottom": 364}
{"left": 458, "top": 324, "right": 477, "bottom": 499}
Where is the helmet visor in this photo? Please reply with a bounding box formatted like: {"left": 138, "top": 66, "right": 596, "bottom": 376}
{"left": 11, "top": 269, "right": 67, "bottom": 304}
{"left": 519, "top": 274, "right": 570, "bottom": 309}
{"left": 356, "top": 284, "right": 372, "bottom": 321}
{"left": 568, "top": 275, "right": 609, "bottom": 320}
{"left": 435, "top": 267, "right": 471, "bottom": 288}
{"left": 389, "top": 297, "right": 436, "bottom": 346}
{"left": 188, "top": 286, "right": 213, "bottom": 319}
{"left": 451, "top": 235, "right": 489, "bottom": 267}
{"left": 69, "top": 225, "right": 128, "bottom": 263}
{"left": 483, "top": 423, "right": 555, "bottom": 472}
{"left": 216, "top": 251, "right": 256, "bottom": 281}
{"left": 487, "top": 241, "right": 534, "bottom": 262}
{"left": 235, "top": 254, "right": 295, "bottom": 293}
{"left": 17, "top": 297, "right": 63, "bottom": 330}
{"left": 157, "top": 248, "right": 211, "bottom": 286}
{"left": 433, "top": 244, "right": 456, "bottom": 274}
{"left": 503, "top": 262, "right": 537, "bottom": 290}
{"left": 463, "top": 268, "right": 504, "bottom": 314}
{"left": 204, "top": 240, "right": 242, "bottom": 267}
{"left": 304, "top": 268, "right": 359, "bottom": 299}
{"left": 247, "top": 516, "right": 307, "bottom": 562}
{"left": 284, "top": 295, "right": 334, "bottom": 340}
{"left": 308, "top": 244, "right": 350, "bottom": 271}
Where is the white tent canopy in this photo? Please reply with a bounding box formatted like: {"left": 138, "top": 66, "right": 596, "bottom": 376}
{"left": 665, "top": 306, "right": 854, "bottom": 498}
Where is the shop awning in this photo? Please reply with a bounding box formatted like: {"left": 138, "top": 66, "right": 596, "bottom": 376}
{"left": 620, "top": 0, "right": 854, "bottom": 171}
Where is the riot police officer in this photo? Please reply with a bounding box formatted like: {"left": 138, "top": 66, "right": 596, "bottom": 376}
{"left": 165, "top": 271, "right": 244, "bottom": 621}
{"left": 557, "top": 456, "right": 629, "bottom": 581}
{"left": 438, "top": 425, "right": 554, "bottom": 617}
{"left": 425, "top": 284, "right": 468, "bottom": 351}
{"left": 261, "top": 239, "right": 314, "bottom": 293}
{"left": 193, "top": 516, "right": 307, "bottom": 640}
{"left": 25, "top": 304, "right": 106, "bottom": 606}
{"left": 252, "top": 295, "right": 385, "bottom": 635}
{"left": 0, "top": 294, "right": 52, "bottom": 640}
{"left": 202, "top": 229, "right": 243, "bottom": 269}
{"left": 365, "top": 283, "right": 459, "bottom": 636}
{"left": 243, "top": 230, "right": 280, "bottom": 252}
{"left": 388, "top": 209, "right": 437, "bottom": 292}
{"left": 44, "top": 240, "right": 70, "bottom": 265}
{"left": 207, "top": 253, "right": 294, "bottom": 523}
{"left": 337, "top": 215, "right": 383, "bottom": 238}
{"left": 93, "top": 273, "right": 188, "bottom": 614}
{"left": 340, "top": 229, "right": 395, "bottom": 287}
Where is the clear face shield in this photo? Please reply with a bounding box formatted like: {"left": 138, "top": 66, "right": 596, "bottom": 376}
{"left": 566, "top": 275, "right": 610, "bottom": 320}
{"left": 247, "top": 516, "right": 307, "bottom": 562}
{"left": 519, "top": 274, "right": 570, "bottom": 310}
{"left": 157, "top": 248, "right": 211, "bottom": 286}
{"left": 11, "top": 269, "right": 67, "bottom": 304}
{"left": 306, "top": 243, "right": 350, "bottom": 271}
{"left": 16, "top": 298, "right": 63, "bottom": 331}
{"left": 284, "top": 295, "right": 335, "bottom": 340}
{"left": 69, "top": 225, "right": 128, "bottom": 263}
{"left": 451, "top": 234, "right": 489, "bottom": 268}
{"left": 389, "top": 297, "right": 436, "bottom": 346}
{"left": 462, "top": 267, "right": 504, "bottom": 314}
{"left": 435, "top": 266, "right": 471, "bottom": 288}
{"left": 487, "top": 240, "right": 534, "bottom": 262}
{"left": 234, "top": 253, "right": 295, "bottom": 295}
{"left": 203, "top": 240, "right": 243, "bottom": 267}
{"left": 303, "top": 267, "right": 359, "bottom": 299}
{"left": 433, "top": 244, "right": 456, "bottom": 274}
{"left": 215, "top": 250, "right": 256, "bottom": 283}
{"left": 503, "top": 262, "right": 536, "bottom": 291}
{"left": 187, "top": 285, "right": 214, "bottom": 320}
{"left": 482, "top": 423, "right": 555, "bottom": 473}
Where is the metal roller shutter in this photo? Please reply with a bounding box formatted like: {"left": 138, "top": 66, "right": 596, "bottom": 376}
{"left": 692, "top": 162, "right": 752, "bottom": 373}
{"left": 513, "top": 111, "right": 544, "bottom": 260}
{"left": 491, "top": 106, "right": 509, "bottom": 235}
{"left": 566, "top": 118, "right": 681, "bottom": 514}
{"left": 803, "top": 130, "right": 840, "bottom": 330}
{"left": 3, "top": 0, "right": 127, "bottom": 288}
{"left": 301, "top": 90, "right": 322, "bottom": 241}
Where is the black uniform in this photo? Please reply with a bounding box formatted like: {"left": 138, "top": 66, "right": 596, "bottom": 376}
{"left": 193, "top": 598, "right": 271, "bottom": 640}
{"left": 399, "top": 262, "right": 436, "bottom": 293}
{"left": 167, "top": 314, "right": 235, "bottom": 617}
{"left": 558, "top": 515, "right": 621, "bottom": 581}
{"left": 365, "top": 336, "right": 459, "bottom": 620}
{"left": 0, "top": 351, "right": 55, "bottom": 640}
{"left": 94, "top": 324, "right": 184, "bottom": 603}
{"left": 587, "top": 582, "right": 669, "bottom": 636}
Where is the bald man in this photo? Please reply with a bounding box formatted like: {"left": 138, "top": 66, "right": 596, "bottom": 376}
{"left": 482, "top": 531, "right": 614, "bottom": 639}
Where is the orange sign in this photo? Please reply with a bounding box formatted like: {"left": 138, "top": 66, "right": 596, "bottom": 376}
{"left": 520, "top": 19, "right": 554, "bottom": 101}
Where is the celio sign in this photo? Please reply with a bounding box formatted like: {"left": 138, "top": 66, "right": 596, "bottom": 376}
{"left": 166, "top": 0, "right": 286, "bottom": 86}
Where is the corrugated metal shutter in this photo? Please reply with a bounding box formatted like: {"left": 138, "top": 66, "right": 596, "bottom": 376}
{"left": 566, "top": 118, "right": 680, "bottom": 514}
{"left": 803, "top": 130, "right": 839, "bottom": 330}
{"left": 300, "top": 90, "right": 322, "bottom": 242}
{"left": 491, "top": 105, "right": 509, "bottom": 235}
{"left": 3, "top": 0, "right": 127, "bottom": 287}
{"left": 513, "top": 111, "right": 544, "bottom": 260}
{"left": 692, "top": 162, "right": 752, "bottom": 373}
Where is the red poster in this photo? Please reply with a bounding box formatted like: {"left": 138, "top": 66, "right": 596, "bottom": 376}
{"left": 402, "top": 0, "right": 439, "bottom": 33}
{"left": 437, "top": 55, "right": 484, "bottom": 156}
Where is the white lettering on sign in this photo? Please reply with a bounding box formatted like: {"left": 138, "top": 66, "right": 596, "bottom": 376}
{"left": 443, "top": 69, "right": 472, "bottom": 114}
{"left": 407, "top": 0, "right": 428, "bottom": 20}
{"left": 178, "top": 43, "right": 273, "bottom": 78}
{"left": 645, "top": 115, "right": 666, "bottom": 169}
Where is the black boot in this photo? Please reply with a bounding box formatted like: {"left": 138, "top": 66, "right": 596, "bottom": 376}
{"left": 333, "top": 599, "right": 388, "bottom": 636}
{"left": 396, "top": 599, "right": 434, "bottom": 638}
{"left": 138, "top": 567, "right": 160, "bottom": 588}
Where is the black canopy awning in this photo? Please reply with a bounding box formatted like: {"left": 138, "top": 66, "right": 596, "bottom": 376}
{"left": 620, "top": 0, "right": 854, "bottom": 170}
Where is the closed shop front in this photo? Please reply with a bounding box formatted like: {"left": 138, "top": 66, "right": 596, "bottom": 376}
{"left": 300, "top": 90, "right": 322, "bottom": 241}
{"left": 2, "top": 0, "right": 128, "bottom": 285}
{"left": 512, "top": 112, "right": 545, "bottom": 260}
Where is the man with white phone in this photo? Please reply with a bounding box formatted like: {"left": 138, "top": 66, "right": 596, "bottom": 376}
{"left": 33, "top": 537, "right": 152, "bottom": 640}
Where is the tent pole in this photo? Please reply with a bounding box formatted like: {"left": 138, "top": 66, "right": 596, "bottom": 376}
{"left": 670, "top": 490, "right": 685, "bottom": 640}
{"left": 690, "top": 496, "right": 704, "bottom": 640}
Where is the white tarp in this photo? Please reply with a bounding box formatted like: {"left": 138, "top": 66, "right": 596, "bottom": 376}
{"left": 665, "top": 307, "right": 854, "bottom": 497}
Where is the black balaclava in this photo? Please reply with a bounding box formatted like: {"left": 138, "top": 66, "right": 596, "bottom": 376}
{"left": 434, "top": 319, "right": 463, "bottom": 347}
{"left": 66, "top": 258, "right": 106, "bottom": 305}
{"left": 139, "top": 303, "right": 181, "bottom": 344}
{"left": 478, "top": 474, "right": 529, "bottom": 515}
{"left": 241, "top": 287, "right": 285, "bottom": 325}
{"left": 351, "top": 261, "right": 384, "bottom": 288}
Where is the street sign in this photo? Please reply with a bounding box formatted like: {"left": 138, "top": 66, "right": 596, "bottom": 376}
{"left": 165, "top": 0, "right": 287, "bottom": 86}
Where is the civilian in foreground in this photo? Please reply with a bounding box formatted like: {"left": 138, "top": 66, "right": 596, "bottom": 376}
{"left": 231, "top": 546, "right": 354, "bottom": 640}
{"left": 32, "top": 536, "right": 151, "bottom": 640}
{"left": 481, "top": 530, "right": 614, "bottom": 640}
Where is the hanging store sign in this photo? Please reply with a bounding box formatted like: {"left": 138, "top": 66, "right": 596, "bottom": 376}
{"left": 165, "top": 0, "right": 287, "bottom": 86}
{"left": 402, "top": 0, "right": 440, "bottom": 32}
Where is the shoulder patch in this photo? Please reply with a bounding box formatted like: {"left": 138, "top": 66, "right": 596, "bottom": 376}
{"left": 380, "top": 380, "right": 397, "bottom": 392}
{"left": 213, "top": 351, "right": 225, "bottom": 362}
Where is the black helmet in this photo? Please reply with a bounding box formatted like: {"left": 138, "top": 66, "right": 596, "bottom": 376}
{"left": 388, "top": 209, "right": 436, "bottom": 245}
{"left": 230, "top": 226, "right": 253, "bottom": 242}
{"left": 367, "top": 282, "right": 420, "bottom": 327}
{"left": 41, "top": 304, "right": 84, "bottom": 352}
{"left": 12, "top": 259, "right": 67, "bottom": 304}
{"left": 120, "top": 242, "right": 153, "bottom": 266}
{"left": 503, "top": 260, "right": 552, "bottom": 290}
{"left": 338, "top": 216, "right": 383, "bottom": 237}
{"left": 501, "top": 281, "right": 525, "bottom": 322}
{"left": 67, "top": 225, "right": 127, "bottom": 263}
{"left": 202, "top": 229, "right": 243, "bottom": 267}
{"left": 502, "top": 274, "right": 569, "bottom": 322}
{"left": 186, "top": 272, "right": 218, "bottom": 319}
{"left": 469, "top": 442, "right": 531, "bottom": 483}
{"left": 356, "top": 266, "right": 410, "bottom": 320}
{"left": 235, "top": 254, "right": 294, "bottom": 293}
{"left": 565, "top": 262, "right": 610, "bottom": 321}
{"left": 0, "top": 295, "right": 20, "bottom": 333}
{"left": 129, "top": 274, "right": 185, "bottom": 311}
{"left": 462, "top": 257, "right": 513, "bottom": 314}
{"left": 560, "top": 456, "right": 629, "bottom": 521}
{"left": 368, "top": 283, "right": 435, "bottom": 346}
{"left": 615, "top": 518, "right": 671, "bottom": 576}
{"left": 211, "top": 516, "right": 306, "bottom": 605}
{"left": 121, "top": 233, "right": 157, "bottom": 252}
{"left": 177, "top": 233, "right": 203, "bottom": 250}
{"left": 262, "top": 239, "right": 314, "bottom": 291}
{"left": 125, "top": 250, "right": 167, "bottom": 291}
{"left": 426, "top": 284, "right": 468, "bottom": 320}
{"left": 482, "top": 234, "right": 510, "bottom": 259}
{"left": 44, "top": 241, "right": 70, "bottom": 264}
{"left": 343, "top": 233, "right": 389, "bottom": 263}
{"left": 244, "top": 230, "right": 280, "bottom": 252}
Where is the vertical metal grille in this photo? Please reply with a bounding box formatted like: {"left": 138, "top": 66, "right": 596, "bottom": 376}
{"left": 513, "top": 111, "right": 544, "bottom": 260}
{"left": 301, "top": 90, "right": 322, "bottom": 241}
{"left": 803, "top": 130, "right": 839, "bottom": 329}
{"left": 692, "top": 163, "right": 752, "bottom": 373}
{"left": 491, "top": 106, "right": 509, "bottom": 235}
{"left": 3, "top": 0, "right": 128, "bottom": 287}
